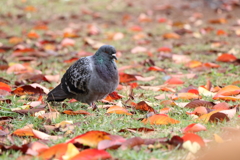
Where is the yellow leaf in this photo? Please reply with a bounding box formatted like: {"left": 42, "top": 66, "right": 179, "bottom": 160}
{"left": 214, "top": 134, "right": 224, "bottom": 143}
{"left": 62, "top": 143, "right": 79, "bottom": 160}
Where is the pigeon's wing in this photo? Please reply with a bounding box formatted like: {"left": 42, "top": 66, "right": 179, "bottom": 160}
{"left": 61, "top": 57, "right": 92, "bottom": 95}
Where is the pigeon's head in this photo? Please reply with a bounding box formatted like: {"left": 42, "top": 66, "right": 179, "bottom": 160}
{"left": 98, "top": 45, "right": 117, "bottom": 60}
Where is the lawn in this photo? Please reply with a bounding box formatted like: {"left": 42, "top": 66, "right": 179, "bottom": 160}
{"left": 0, "top": 0, "right": 240, "bottom": 159}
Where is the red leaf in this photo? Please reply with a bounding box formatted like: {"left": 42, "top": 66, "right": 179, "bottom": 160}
{"left": 147, "top": 66, "right": 165, "bottom": 72}
{"left": 157, "top": 47, "right": 171, "bottom": 52}
{"left": 104, "top": 91, "right": 122, "bottom": 102}
{"left": 216, "top": 53, "right": 237, "bottom": 62}
{"left": 182, "top": 123, "right": 207, "bottom": 133}
{"left": 0, "top": 82, "right": 11, "bottom": 92}
{"left": 182, "top": 133, "right": 205, "bottom": 147}
{"left": 119, "top": 72, "right": 137, "bottom": 83}
{"left": 165, "top": 77, "right": 184, "bottom": 85}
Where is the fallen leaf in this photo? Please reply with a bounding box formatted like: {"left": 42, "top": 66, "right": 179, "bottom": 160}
{"left": 106, "top": 106, "right": 132, "bottom": 115}
{"left": 172, "top": 93, "right": 200, "bottom": 100}
{"left": 216, "top": 53, "right": 237, "bottom": 62}
{"left": 67, "top": 130, "right": 111, "bottom": 148}
{"left": 62, "top": 110, "right": 91, "bottom": 115}
{"left": 38, "top": 143, "right": 68, "bottom": 160}
{"left": 70, "top": 149, "right": 112, "bottom": 160}
{"left": 162, "top": 32, "right": 180, "bottom": 39}
{"left": 142, "top": 114, "right": 180, "bottom": 125}
{"left": 134, "top": 101, "right": 155, "bottom": 112}
{"left": 182, "top": 133, "right": 205, "bottom": 147}
{"left": 185, "top": 100, "right": 215, "bottom": 108}
{"left": 182, "top": 123, "right": 207, "bottom": 133}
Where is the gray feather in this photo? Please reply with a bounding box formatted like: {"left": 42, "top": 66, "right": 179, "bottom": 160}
{"left": 47, "top": 45, "right": 119, "bottom": 107}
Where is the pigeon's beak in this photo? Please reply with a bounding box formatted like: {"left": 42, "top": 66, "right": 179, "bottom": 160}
{"left": 112, "top": 54, "right": 117, "bottom": 60}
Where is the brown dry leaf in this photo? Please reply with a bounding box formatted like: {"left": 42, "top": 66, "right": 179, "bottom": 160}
{"left": 119, "top": 127, "right": 154, "bottom": 133}
{"left": 134, "top": 101, "right": 155, "bottom": 112}
{"left": 198, "top": 110, "right": 229, "bottom": 123}
{"left": 12, "top": 85, "right": 45, "bottom": 96}
{"left": 185, "top": 100, "right": 215, "bottom": 108}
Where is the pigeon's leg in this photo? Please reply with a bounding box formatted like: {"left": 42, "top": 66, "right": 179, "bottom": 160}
{"left": 91, "top": 102, "right": 98, "bottom": 111}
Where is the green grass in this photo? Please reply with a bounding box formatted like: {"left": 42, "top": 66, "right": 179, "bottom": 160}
{"left": 0, "top": 0, "right": 240, "bottom": 159}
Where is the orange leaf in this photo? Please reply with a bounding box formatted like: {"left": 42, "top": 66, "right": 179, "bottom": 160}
{"left": 0, "top": 82, "right": 11, "bottom": 92}
{"left": 191, "top": 107, "right": 208, "bottom": 116}
{"left": 162, "top": 32, "right": 180, "bottom": 39}
{"left": 142, "top": 114, "right": 180, "bottom": 125}
{"left": 38, "top": 143, "right": 68, "bottom": 160}
{"left": 8, "top": 37, "right": 23, "bottom": 44}
{"left": 203, "top": 62, "right": 220, "bottom": 68}
{"left": 24, "top": 6, "right": 37, "bottom": 12}
{"left": 213, "top": 95, "right": 240, "bottom": 101}
{"left": 213, "top": 85, "right": 240, "bottom": 99}
{"left": 216, "top": 53, "right": 237, "bottom": 62}
{"left": 172, "top": 93, "right": 200, "bottom": 100}
{"left": 67, "top": 130, "right": 110, "bottom": 148}
{"left": 70, "top": 149, "right": 111, "bottom": 160}
{"left": 182, "top": 123, "right": 207, "bottom": 133}
{"left": 147, "top": 66, "right": 165, "bottom": 72}
{"left": 182, "top": 133, "right": 205, "bottom": 147}
{"left": 135, "top": 101, "right": 155, "bottom": 112}
{"left": 27, "top": 31, "right": 39, "bottom": 39}
{"left": 61, "top": 38, "right": 75, "bottom": 47}
{"left": 63, "top": 110, "right": 91, "bottom": 115}
{"left": 159, "top": 107, "right": 172, "bottom": 114}
{"left": 209, "top": 18, "right": 227, "bottom": 24}
{"left": 129, "top": 25, "right": 142, "bottom": 32}
{"left": 107, "top": 106, "right": 132, "bottom": 115}
{"left": 157, "top": 47, "right": 171, "bottom": 52}
{"left": 104, "top": 91, "right": 122, "bottom": 102}
{"left": 216, "top": 29, "right": 227, "bottom": 35}
{"left": 12, "top": 128, "right": 35, "bottom": 137}
{"left": 119, "top": 72, "right": 137, "bottom": 83}
{"left": 185, "top": 60, "right": 202, "bottom": 68}
{"left": 34, "top": 24, "right": 48, "bottom": 30}
{"left": 165, "top": 77, "right": 184, "bottom": 85}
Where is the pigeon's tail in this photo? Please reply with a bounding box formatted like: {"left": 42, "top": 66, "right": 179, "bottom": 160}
{"left": 47, "top": 84, "right": 69, "bottom": 102}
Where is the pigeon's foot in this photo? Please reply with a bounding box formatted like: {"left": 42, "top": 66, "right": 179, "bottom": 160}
{"left": 91, "top": 103, "right": 98, "bottom": 111}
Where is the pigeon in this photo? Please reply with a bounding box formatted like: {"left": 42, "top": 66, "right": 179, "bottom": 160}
{"left": 47, "top": 45, "right": 119, "bottom": 109}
